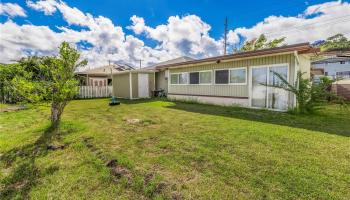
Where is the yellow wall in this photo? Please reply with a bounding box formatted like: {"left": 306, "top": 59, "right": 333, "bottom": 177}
{"left": 168, "top": 53, "right": 296, "bottom": 99}
{"left": 113, "top": 73, "right": 130, "bottom": 99}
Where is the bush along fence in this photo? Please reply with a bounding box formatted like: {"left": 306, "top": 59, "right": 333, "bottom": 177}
{"left": 78, "top": 86, "right": 113, "bottom": 99}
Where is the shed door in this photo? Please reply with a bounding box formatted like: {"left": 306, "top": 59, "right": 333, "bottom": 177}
{"left": 138, "top": 74, "right": 149, "bottom": 98}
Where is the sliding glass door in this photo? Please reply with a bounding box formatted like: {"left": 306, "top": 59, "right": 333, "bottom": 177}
{"left": 251, "top": 65, "right": 289, "bottom": 110}
{"left": 251, "top": 67, "right": 268, "bottom": 108}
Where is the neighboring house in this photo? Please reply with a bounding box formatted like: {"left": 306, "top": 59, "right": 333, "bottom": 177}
{"left": 312, "top": 57, "right": 350, "bottom": 81}
{"left": 113, "top": 43, "right": 317, "bottom": 111}
{"left": 311, "top": 57, "right": 350, "bottom": 101}
{"left": 76, "top": 64, "right": 135, "bottom": 86}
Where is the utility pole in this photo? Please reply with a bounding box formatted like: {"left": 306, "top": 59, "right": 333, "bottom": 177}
{"left": 224, "top": 17, "right": 228, "bottom": 55}
{"left": 139, "top": 59, "right": 142, "bottom": 69}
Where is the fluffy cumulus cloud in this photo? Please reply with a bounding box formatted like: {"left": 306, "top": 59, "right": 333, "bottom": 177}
{"left": 1, "top": 0, "right": 173, "bottom": 68}
{"left": 1, "top": 0, "right": 350, "bottom": 69}
{"left": 27, "top": 0, "right": 57, "bottom": 15}
{"left": 0, "top": 2, "right": 27, "bottom": 17}
{"left": 128, "top": 15, "right": 223, "bottom": 57}
{"left": 228, "top": 0, "right": 350, "bottom": 45}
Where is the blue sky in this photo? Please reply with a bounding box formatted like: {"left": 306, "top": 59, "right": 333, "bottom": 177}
{"left": 1, "top": 0, "right": 350, "bottom": 67}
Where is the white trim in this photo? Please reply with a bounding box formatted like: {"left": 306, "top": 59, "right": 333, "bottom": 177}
{"left": 169, "top": 72, "right": 189, "bottom": 85}
{"left": 293, "top": 51, "right": 299, "bottom": 108}
{"left": 249, "top": 63, "right": 290, "bottom": 111}
{"left": 229, "top": 67, "right": 248, "bottom": 85}
{"left": 129, "top": 72, "right": 133, "bottom": 99}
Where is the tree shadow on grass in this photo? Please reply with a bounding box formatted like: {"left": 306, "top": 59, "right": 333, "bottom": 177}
{"left": 0, "top": 125, "right": 60, "bottom": 200}
{"left": 165, "top": 101, "right": 350, "bottom": 137}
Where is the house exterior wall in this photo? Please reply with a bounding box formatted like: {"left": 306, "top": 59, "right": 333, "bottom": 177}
{"left": 113, "top": 73, "right": 131, "bottom": 99}
{"left": 148, "top": 73, "right": 155, "bottom": 97}
{"left": 132, "top": 73, "right": 138, "bottom": 99}
{"left": 155, "top": 70, "right": 168, "bottom": 93}
{"left": 299, "top": 54, "right": 311, "bottom": 79}
{"left": 168, "top": 53, "right": 297, "bottom": 108}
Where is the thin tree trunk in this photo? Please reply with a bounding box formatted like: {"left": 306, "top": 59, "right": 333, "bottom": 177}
{"left": 51, "top": 102, "right": 61, "bottom": 129}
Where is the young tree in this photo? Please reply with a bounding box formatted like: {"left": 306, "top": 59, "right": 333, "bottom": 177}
{"left": 13, "top": 42, "right": 87, "bottom": 129}
{"left": 239, "top": 34, "right": 286, "bottom": 52}
{"left": 265, "top": 71, "right": 343, "bottom": 114}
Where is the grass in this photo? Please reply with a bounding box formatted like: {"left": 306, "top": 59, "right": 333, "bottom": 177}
{"left": 0, "top": 98, "right": 349, "bottom": 199}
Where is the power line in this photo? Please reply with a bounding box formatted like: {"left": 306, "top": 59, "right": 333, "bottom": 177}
{"left": 224, "top": 17, "right": 228, "bottom": 55}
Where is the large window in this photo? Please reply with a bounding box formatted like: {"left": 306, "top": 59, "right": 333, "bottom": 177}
{"left": 170, "top": 74, "right": 179, "bottom": 84}
{"left": 200, "top": 71, "right": 212, "bottom": 84}
{"left": 179, "top": 73, "right": 188, "bottom": 84}
{"left": 230, "top": 68, "right": 247, "bottom": 84}
{"left": 170, "top": 73, "right": 188, "bottom": 84}
{"left": 215, "top": 68, "right": 247, "bottom": 84}
{"left": 190, "top": 72, "right": 199, "bottom": 84}
{"left": 189, "top": 71, "right": 212, "bottom": 84}
{"left": 215, "top": 70, "right": 229, "bottom": 84}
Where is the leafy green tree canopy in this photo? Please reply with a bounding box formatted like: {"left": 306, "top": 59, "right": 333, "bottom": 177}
{"left": 239, "top": 34, "right": 286, "bottom": 52}
{"left": 319, "top": 34, "right": 350, "bottom": 52}
{"left": 12, "top": 42, "right": 87, "bottom": 129}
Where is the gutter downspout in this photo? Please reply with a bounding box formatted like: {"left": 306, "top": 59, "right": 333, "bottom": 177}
{"left": 293, "top": 51, "right": 300, "bottom": 108}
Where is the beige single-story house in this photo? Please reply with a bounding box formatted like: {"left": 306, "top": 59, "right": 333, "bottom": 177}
{"left": 113, "top": 43, "right": 318, "bottom": 111}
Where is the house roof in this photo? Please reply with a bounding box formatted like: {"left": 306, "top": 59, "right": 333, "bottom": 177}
{"left": 143, "top": 56, "right": 195, "bottom": 70}
{"left": 156, "top": 43, "right": 317, "bottom": 70}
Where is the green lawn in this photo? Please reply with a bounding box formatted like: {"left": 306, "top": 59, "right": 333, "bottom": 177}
{"left": 0, "top": 99, "right": 349, "bottom": 200}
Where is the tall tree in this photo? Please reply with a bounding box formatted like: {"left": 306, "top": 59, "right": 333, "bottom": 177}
{"left": 239, "top": 34, "right": 286, "bottom": 52}
{"left": 319, "top": 34, "right": 350, "bottom": 52}
{"left": 13, "top": 42, "right": 87, "bottom": 129}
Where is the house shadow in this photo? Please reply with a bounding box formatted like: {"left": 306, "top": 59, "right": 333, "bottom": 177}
{"left": 164, "top": 101, "right": 350, "bottom": 137}
{"left": 118, "top": 97, "right": 168, "bottom": 105}
{"left": 0, "top": 125, "right": 61, "bottom": 199}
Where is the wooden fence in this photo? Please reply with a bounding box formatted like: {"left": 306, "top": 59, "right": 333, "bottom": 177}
{"left": 332, "top": 84, "right": 350, "bottom": 101}
{"left": 78, "top": 86, "right": 113, "bottom": 98}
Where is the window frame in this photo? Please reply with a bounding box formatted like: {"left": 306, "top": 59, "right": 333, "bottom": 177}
{"left": 170, "top": 73, "right": 180, "bottom": 85}
{"left": 229, "top": 67, "right": 248, "bottom": 85}
{"left": 199, "top": 70, "right": 213, "bottom": 85}
{"left": 189, "top": 72, "right": 200, "bottom": 85}
{"left": 170, "top": 72, "right": 189, "bottom": 85}
{"left": 214, "top": 67, "right": 247, "bottom": 85}
{"left": 187, "top": 70, "right": 213, "bottom": 85}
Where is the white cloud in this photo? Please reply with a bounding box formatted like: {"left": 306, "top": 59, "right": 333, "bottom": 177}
{"left": 228, "top": 1, "right": 350, "bottom": 45}
{"left": 1, "top": 0, "right": 350, "bottom": 69}
{"left": 2, "top": 0, "right": 174, "bottom": 68}
{"left": 128, "top": 15, "right": 223, "bottom": 57}
{"left": 26, "top": 0, "right": 57, "bottom": 15}
{"left": 0, "top": 2, "right": 27, "bottom": 17}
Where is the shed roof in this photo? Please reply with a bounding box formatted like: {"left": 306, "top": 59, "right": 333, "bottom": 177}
{"left": 156, "top": 43, "right": 317, "bottom": 70}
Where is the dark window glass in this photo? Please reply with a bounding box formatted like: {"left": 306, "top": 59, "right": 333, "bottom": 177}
{"left": 190, "top": 72, "right": 199, "bottom": 84}
{"left": 215, "top": 70, "right": 229, "bottom": 84}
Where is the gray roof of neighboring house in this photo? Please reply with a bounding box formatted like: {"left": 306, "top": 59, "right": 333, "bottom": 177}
{"left": 76, "top": 64, "right": 136, "bottom": 75}
{"left": 312, "top": 57, "right": 350, "bottom": 64}
{"left": 143, "top": 56, "right": 195, "bottom": 70}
